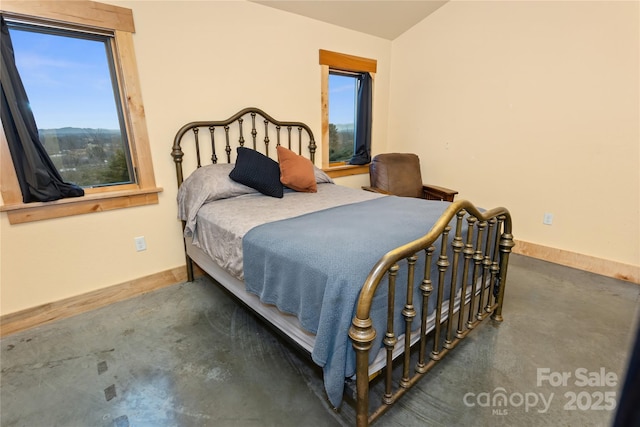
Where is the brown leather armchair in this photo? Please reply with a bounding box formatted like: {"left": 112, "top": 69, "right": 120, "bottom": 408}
{"left": 363, "top": 153, "right": 458, "bottom": 201}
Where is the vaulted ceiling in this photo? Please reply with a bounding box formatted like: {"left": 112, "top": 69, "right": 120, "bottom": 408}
{"left": 250, "top": 1, "right": 448, "bottom": 40}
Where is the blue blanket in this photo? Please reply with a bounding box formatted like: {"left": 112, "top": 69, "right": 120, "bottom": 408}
{"left": 243, "top": 196, "right": 453, "bottom": 408}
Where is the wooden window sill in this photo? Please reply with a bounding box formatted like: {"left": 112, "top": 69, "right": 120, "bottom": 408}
{"left": 323, "top": 164, "right": 369, "bottom": 179}
{"left": 0, "top": 187, "right": 163, "bottom": 224}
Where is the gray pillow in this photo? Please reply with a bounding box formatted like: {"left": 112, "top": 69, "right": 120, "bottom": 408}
{"left": 313, "top": 165, "right": 334, "bottom": 184}
{"left": 183, "top": 163, "right": 258, "bottom": 203}
{"left": 177, "top": 163, "right": 258, "bottom": 237}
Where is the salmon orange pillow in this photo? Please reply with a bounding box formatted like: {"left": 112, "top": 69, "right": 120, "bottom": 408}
{"left": 276, "top": 145, "right": 317, "bottom": 193}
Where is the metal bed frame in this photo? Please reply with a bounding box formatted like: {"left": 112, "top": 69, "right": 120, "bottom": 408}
{"left": 172, "top": 107, "right": 514, "bottom": 427}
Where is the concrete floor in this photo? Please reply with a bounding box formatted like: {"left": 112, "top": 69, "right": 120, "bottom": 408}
{"left": 1, "top": 254, "right": 638, "bottom": 427}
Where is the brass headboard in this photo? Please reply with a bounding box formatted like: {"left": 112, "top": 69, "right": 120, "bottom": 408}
{"left": 171, "top": 107, "right": 316, "bottom": 187}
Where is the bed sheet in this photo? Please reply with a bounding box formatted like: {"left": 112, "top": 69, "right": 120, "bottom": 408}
{"left": 190, "top": 183, "right": 383, "bottom": 280}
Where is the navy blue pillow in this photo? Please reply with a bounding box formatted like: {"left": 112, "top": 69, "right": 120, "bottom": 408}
{"left": 229, "top": 147, "right": 283, "bottom": 198}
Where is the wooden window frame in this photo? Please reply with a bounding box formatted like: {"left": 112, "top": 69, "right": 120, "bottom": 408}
{"left": 319, "top": 49, "right": 376, "bottom": 179}
{"left": 0, "top": 0, "right": 161, "bottom": 224}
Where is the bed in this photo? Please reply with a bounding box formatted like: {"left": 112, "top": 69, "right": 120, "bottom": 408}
{"left": 172, "top": 107, "right": 514, "bottom": 427}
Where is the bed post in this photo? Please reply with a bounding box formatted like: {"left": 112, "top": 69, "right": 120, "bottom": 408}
{"left": 349, "top": 317, "right": 376, "bottom": 427}
{"left": 172, "top": 135, "right": 195, "bottom": 282}
{"left": 491, "top": 215, "right": 514, "bottom": 322}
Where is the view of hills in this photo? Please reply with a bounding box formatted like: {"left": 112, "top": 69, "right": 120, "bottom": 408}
{"left": 333, "top": 123, "right": 354, "bottom": 132}
{"left": 39, "top": 127, "right": 131, "bottom": 187}
{"left": 40, "top": 127, "right": 121, "bottom": 151}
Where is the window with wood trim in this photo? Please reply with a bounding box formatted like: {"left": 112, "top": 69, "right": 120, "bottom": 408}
{"left": 6, "top": 20, "right": 134, "bottom": 188}
{"left": 319, "top": 49, "right": 376, "bottom": 178}
{"left": 0, "top": 0, "right": 161, "bottom": 224}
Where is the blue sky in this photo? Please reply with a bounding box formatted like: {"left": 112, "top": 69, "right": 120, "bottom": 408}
{"left": 329, "top": 74, "right": 356, "bottom": 125}
{"left": 9, "top": 27, "right": 121, "bottom": 130}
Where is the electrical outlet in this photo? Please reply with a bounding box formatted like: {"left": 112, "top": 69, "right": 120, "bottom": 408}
{"left": 134, "top": 236, "right": 147, "bottom": 251}
{"left": 543, "top": 213, "right": 553, "bottom": 225}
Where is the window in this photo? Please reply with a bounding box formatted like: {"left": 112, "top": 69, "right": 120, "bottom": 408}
{"left": 0, "top": 1, "right": 160, "bottom": 224}
{"left": 320, "top": 49, "right": 376, "bottom": 178}
{"left": 328, "top": 72, "right": 357, "bottom": 163}
{"left": 7, "top": 21, "right": 134, "bottom": 188}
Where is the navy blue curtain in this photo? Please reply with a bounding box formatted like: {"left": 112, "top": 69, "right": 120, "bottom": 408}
{"left": 0, "top": 16, "right": 83, "bottom": 203}
{"left": 348, "top": 72, "right": 372, "bottom": 165}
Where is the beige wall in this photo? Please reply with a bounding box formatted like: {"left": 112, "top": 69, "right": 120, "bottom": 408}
{"left": 2, "top": 0, "right": 638, "bottom": 317}
{"left": 388, "top": 0, "right": 639, "bottom": 268}
{"left": 0, "top": 0, "right": 391, "bottom": 315}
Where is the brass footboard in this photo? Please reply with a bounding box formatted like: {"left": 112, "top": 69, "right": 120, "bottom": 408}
{"left": 349, "top": 200, "right": 514, "bottom": 427}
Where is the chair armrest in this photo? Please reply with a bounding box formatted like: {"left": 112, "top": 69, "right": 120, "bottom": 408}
{"left": 422, "top": 184, "right": 458, "bottom": 202}
{"left": 362, "top": 186, "right": 392, "bottom": 195}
